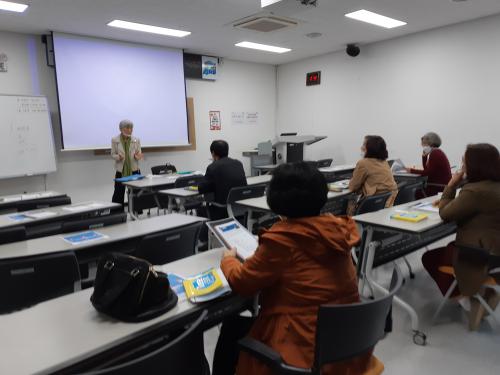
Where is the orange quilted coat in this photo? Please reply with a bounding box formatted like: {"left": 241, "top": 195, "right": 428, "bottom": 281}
{"left": 221, "top": 214, "right": 384, "bottom": 375}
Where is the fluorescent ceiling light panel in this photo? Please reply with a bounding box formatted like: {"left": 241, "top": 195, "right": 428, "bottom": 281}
{"left": 345, "top": 9, "right": 407, "bottom": 29}
{"left": 235, "top": 41, "right": 291, "bottom": 54}
{"left": 107, "top": 20, "right": 191, "bottom": 37}
{"left": 261, "top": 0, "right": 283, "bottom": 7}
{"left": 0, "top": 0, "right": 28, "bottom": 13}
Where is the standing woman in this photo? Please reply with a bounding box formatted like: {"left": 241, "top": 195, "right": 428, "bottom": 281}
{"left": 407, "top": 132, "right": 451, "bottom": 197}
{"left": 111, "top": 120, "right": 143, "bottom": 205}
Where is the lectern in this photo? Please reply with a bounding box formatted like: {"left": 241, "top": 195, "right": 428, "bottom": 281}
{"left": 272, "top": 135, "right": 327, "bottom": 164}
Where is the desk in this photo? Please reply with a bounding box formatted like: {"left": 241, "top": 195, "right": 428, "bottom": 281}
{"left": 122, "top": 173, "right": 203, "bottom": 220}
{"left": 0, "top": 191, "right": 67, "bottom": 214}
{"left": 0, "top": 214, "right": 206, "bottom": 262}
{"left": 235, "top": 190, "right": 354, "bottom": 229}
{"left": 253, "top": 164, "right": 277, "bottom": 175}
{"left": 354, "top": 196, "right": 457, "bottom": 345}
{"left": 0, "top": 248, "right": 252, "bottom": 375}
{"left": 319, "top": 164, "right": 356, "bottom": 182}
{"left": 158, "top": 175, "right": 272, "bottom": 214}
{"left": 0, "top": 202, "right": 123, "bottom": 243}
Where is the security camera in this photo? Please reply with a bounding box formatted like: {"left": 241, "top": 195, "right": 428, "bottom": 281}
{"left": 346, "top": 44, "right": 360, "bottom": 57}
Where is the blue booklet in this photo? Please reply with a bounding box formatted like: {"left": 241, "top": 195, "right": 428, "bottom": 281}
{"left": 114, "top": 174, "right": 145, "bottom": 182}
{"left": 167, "top": 273, "right": 187, "bottom": 301}
{"left": 63, "top": 231, "right": 106, "bottom": 245}
{"left": 8, "top": 214, "right": 32, "bottom": 222}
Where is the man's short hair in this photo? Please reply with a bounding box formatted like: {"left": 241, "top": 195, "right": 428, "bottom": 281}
{"left": 210, "top": 140, "right": 229, "bottom": 158}
{"left": 267, "top": 162, "right": 327, "bottom": 218}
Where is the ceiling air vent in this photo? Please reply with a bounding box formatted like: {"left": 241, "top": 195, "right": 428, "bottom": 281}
{"left": 234, "top": 16, "right": 298, "bottom": 32}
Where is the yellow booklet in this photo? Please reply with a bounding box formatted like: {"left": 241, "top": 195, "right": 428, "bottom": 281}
{"left": 182, "top": 268, "right": 231, "bottom": 303}
{"left": 391, "top": 211, "right": 428, "bottom": 223}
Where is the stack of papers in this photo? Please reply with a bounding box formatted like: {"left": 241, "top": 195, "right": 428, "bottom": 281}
{"left": 329, "top": 179, "right": 350, "bottom": 192}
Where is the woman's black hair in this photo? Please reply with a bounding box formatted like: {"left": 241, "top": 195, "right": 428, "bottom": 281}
{"left": 267, "top": 162, "right": 327, "bottom": 218}
{"left": 364, "top": 135, "right": 389, "bottom": 160}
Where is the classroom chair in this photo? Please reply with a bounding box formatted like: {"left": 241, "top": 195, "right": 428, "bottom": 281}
{"left": 432, "top": 245, "right": 500, "bottom": 329}
{"left": 354, "top": 191, "right": 393, "bottom": 215}
{"left": 79, "top": 310, "right": 209, "bottom": 375}
{"left": 394, "top": 181, "right": 426, "bottom": 205}
{"left": 0, "top": 226, "right": 27, "bottom": 245}
{"left": 226, "top": 185, "right": 267, "bottom": 229}
{"left": 0, "top": 252, "right": 81, "bottom": 314}
{"left": 172, "top": 175, "right": 206, "bottom": 214}
{"left": 134, "top": 222, "right": 203, "bottom": 265}
{"left": 14, "top": 195, "right": 72, "bottom": 212}
{"left": 239, "top": 268, "right": 402, "bottom": 374}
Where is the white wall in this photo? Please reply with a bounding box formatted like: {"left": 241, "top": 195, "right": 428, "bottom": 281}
{"left": 0, "top": 30, "right": 276, "bottom": 201}
{"left": 277, "top": 13, "right": 500, "bottom": 168}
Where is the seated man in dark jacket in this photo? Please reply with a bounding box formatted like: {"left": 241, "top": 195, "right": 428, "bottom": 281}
{"left": 198, "top": 140, "right": 247, "bottom": 220}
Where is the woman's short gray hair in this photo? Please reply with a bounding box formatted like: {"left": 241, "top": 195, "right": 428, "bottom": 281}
{"left": 421, "top": 132, "right": 442, "bottom": 148}
{"left": 119, "top": 119, "right": 134, "bottom": 130}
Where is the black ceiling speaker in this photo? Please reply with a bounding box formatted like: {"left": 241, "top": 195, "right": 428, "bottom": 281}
{"left": 346, "top": 44, "right": 360, "bottom": 57}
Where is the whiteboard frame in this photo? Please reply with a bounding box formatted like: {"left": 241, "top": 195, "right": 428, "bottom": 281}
{"left": 0, "top": 94, "right": 58, "bottom": 180}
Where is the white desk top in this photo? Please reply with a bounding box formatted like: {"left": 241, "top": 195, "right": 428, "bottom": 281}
{"left": 0, "top": 191, "right": 64, "bottom": 205}
{"left": 0, "top": 248, "right": 224, "bottom": 375}
{"left": 0, "top": 214, "right": 206, "bottom": 260}
{"left": 122, "top": 173, "right": 203, "bottom": 189}
{"left": 254, "top": 164, "right": 277, "bottom": 170}
{"left": 353, "top": 196, "right": 443, "bottom": 233}
{"left": 235, "top": 190, "right": 352, "bottom": 213}
{"left": 0, "top": 201, "right": 120, "bottom": 229}
{"left": 159, "top": 175, "right": 272, "bottom": 199}
{"left": 246, "top": 174, "right": 272, "bottom": 185}
{"left": 318, "top": 164, "right": 356, "bottom": 173}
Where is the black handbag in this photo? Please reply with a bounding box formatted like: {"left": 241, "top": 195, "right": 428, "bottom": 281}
{"left": 90, "top": 253, "right": 178, "bottom": 322}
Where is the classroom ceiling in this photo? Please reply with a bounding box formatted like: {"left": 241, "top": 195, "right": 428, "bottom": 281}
{"left": 1, "top": 0, "right": 500, "bottom": 65}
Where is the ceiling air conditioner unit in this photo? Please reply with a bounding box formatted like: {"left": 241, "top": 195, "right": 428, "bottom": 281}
{"left": 234, "top": 15, "right": 298, "bottom": 32}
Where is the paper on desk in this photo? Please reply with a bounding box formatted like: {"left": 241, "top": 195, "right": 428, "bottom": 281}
{"left": 21, "top": 193, "right": 41, "bottom": 200}
{"left": 63, "top": 205, "right": 91, "bottom": 212}
{"left": 411, "top": 201, "right": 439, "bottom": 213}
{"left": 167, "top": 273, "right": 187, "bottom": 302}
{"left": 25, "top": 211, "right": 57, "bottom": 219}
{"left": 2, "top": 196, "right": 22, "bottom": 203}
{"left": 87, "top": 202, "right": 106, "bottom": 208}
{"left": 63, "top": 231, "right": 107, "bottom": 245}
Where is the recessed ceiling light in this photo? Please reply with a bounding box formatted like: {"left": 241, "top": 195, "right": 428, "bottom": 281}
{"left": 261, "top": 0, "right": 283, "bottom": 7}
{"left": 235, "top": 41, "right": 291, "bottom": 54}
{"left": 345, "top": 9, "right": 407, "bottom": 29}
{"left": 107, "top": 20, "right": 191, "bottom": 38}
{"left": 0, "top": 0, "right": 28, "bottom": 13}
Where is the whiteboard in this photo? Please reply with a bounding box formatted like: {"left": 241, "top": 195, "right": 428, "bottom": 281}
{"left": 0, "top": 95, "right": 57, "bottom": 179}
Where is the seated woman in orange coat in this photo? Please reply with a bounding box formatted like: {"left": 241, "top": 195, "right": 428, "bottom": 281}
{"left": 213, "top": 162, "right": 384, "bottom": 375}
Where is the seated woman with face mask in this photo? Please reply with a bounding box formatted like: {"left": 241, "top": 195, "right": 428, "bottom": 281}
{"left": 406, "top": 132, "right": 452, "bottom": 197}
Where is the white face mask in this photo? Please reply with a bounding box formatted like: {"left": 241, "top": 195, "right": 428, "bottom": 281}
{"left": 423, "top": 146, "right": 432, "bottom": 155}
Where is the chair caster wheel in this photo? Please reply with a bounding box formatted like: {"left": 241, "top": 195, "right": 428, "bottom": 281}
{"left": 413, "top": 331, "right": 427, "bottom": 346}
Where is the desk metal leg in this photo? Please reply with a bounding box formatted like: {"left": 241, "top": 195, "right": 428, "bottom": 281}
{"left": 364, "top": 241, "right": 427, "bottom": 346}
{"left": 178, "top": 198, "right": 186, "bottom": 214}
{"left": 246, "top": 209, "right": 255, "bottom": 231}
{"left": 167, "top": 197, "right": 174, "bottom": 214}
{"left": 127, "top": 188, "right": 139, "bottom": 221}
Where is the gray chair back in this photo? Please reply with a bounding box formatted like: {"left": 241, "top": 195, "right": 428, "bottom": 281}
{"left": 0, "top": 252, "right": 81, "bottom": 313}
{"left": 134, "top": 222, "right": 203, "bottom": 265}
